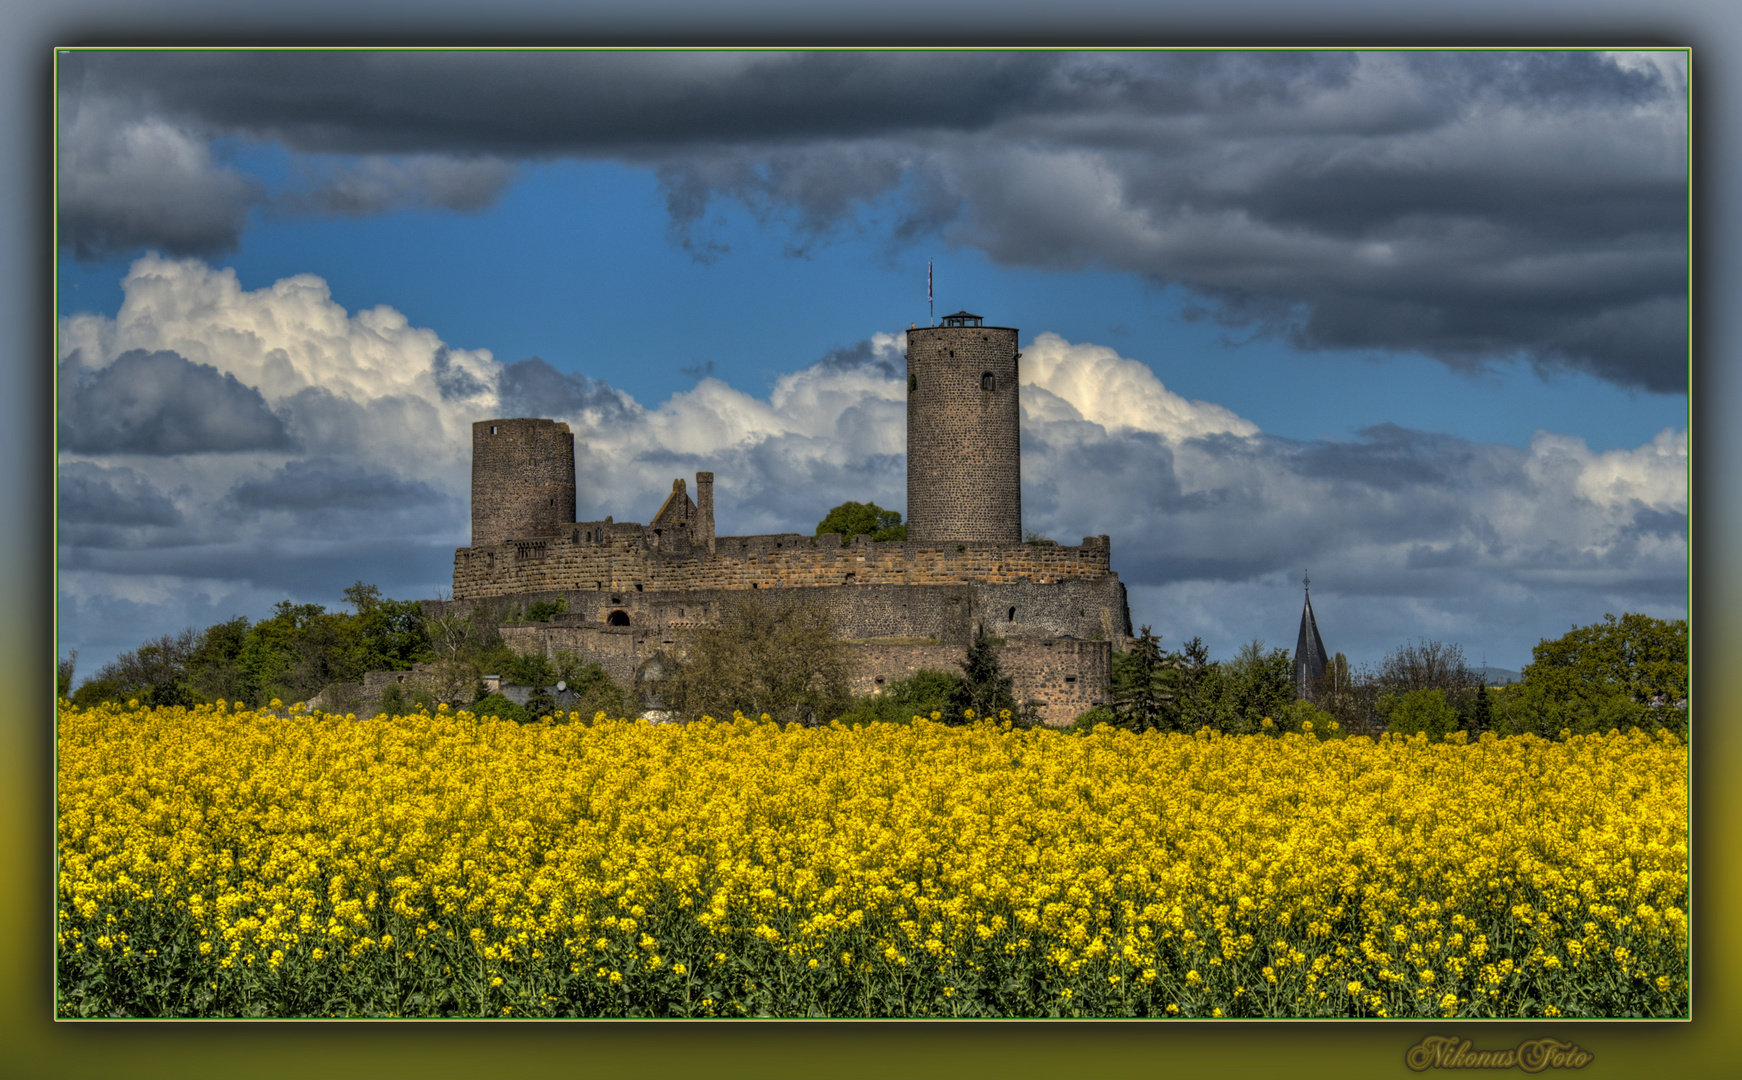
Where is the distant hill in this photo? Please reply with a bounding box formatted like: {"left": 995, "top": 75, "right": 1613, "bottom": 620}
{"left": 1475, "top": 666, "right": 1521, "bottom": 686}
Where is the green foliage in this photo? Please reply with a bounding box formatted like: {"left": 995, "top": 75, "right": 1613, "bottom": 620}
{"left": 655, "top": 593, "right": 854, "bottom": 726}
{"left": 71, "top": 584, "right": 437, "bottom": 710}
{"left": 1022, "top": 529, "right": 1055, "bottom": 545}
{"left": 524, "top": 683, "right": 558, "bottom": 721}
{"left": 58, "top": 651, "right": 77, "bottom": 699}
{"left": 1522, "top": 612, "right": 1687, "bottom": 706}
{"left": 1481, "top": 613, "right": 1690, "bottom": 739}
{"left": 949, "top": 625, "right": 1021, "bottom": 724}
{"left": 525, "top": 595, "right": 568, "bottom": 623}
{"left": 834, "top": 669, "right": 965, "bottom": 726}
{"left": 1382, "top": 689, "right": 1462, "bottom": 741}
{"left": 470, "top": 693, "right": 530, "bottom": 724}
{"left": 815, "top": 501, "right": 906, "bottom": 545}
{"left": 1216, "top": 640, "right": 1294, "bottom": 734}
{"left": 1275, "top": 698, "right": 1341, "bottom": 738}
{"left": 1173, "top": 636, "right": 1218, "bottom": 730}
{"left": 1110, "top": 626, "right": 1179, "bottom": 732}
{"left": 559, "top": 659, "right": 631, "bottom": 721}
{"left": 1472, "top": 685, "right": 1493, "bottom": 734}
{"left": 378, "top": 682, "right": 407, "bottom": 717}
{"left": 1069, "top": 706, "right": 1117, "bottom": 733}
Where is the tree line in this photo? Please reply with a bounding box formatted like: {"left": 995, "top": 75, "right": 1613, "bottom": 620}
{"left": 62, "top": 572, "right": 1686, "bottom": 743}
{"left": 1084, "top": 612, "right": 1687, "bottom": 741}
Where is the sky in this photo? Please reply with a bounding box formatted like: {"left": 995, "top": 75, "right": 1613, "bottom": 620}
{"left": 54, "top": 48, "right": 1689, "bottom": 679}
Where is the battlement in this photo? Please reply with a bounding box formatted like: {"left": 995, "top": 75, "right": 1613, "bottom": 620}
{"left": 453, "top": 522, "right": 1114, "bottom": 600}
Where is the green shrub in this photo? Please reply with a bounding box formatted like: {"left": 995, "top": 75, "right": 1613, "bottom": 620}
{"left": 1383, "top": 689, "right": 1461, "bottom": 741}
{"left": 1070, "top": 706, "right": 1117, "bottom": 733}
{"left": 470, "top": 693, "right": 530, "bottom": 724}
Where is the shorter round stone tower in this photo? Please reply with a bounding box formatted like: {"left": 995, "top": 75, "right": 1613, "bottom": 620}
{"left": 471, "top": 418, "right": 576, "bottom": 547}
{"left": 906, "top": 311, "right": 1022, "bottom": 544}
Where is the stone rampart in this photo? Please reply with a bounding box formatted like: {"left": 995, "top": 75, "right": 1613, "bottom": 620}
{"left": 454, "top": 531, "right": 1114, "bottom": 601}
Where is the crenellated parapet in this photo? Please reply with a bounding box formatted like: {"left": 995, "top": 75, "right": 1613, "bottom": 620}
{"left": 453, "top": 524, "right": 1114, "bottom": 601}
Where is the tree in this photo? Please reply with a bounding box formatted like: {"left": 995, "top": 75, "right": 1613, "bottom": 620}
{"left": 187, "top": 616, "right": 251, "bottom": 702}
{"left": 1383, "top": 688, "right": 1462, "bottom": 741}
{"left": 833, "top": 668, "right": 964, "bottom": 725}
{"left": 1174, "top": 636, "right": 1219, "bottom": 730}
{"left": 1111, "top": 626, "right": 1179, "bottom": 732}
{"left": 1379, "top": 638, "right": 1479, "bottom": 695}
{"left": 57, "top": 651, "right": 76, "bottom": 700}
{"left": 950, "top": 624, "right": 1020, "bottom": 724}
{"left": 1220, "top": 639, "right": 1294, "bottom": 733}
{"left": 815, "top": 501, "right": 906, "bottom": 544}
{"left": 656, "top": 593, "right": 854, "bottom": 725}
{"left": 72, "top": 629, "right": 199, "bottom": 708}
{"left": 557, "top": 659, "right": 631, "bottom": 721}
{"left": 1471, "top": 684, "right": 1493, "bottom": 734}
{"left": 525, "top": 681, "right": 558, "bottom": 721}
{"left": 1522, "top": 613, "right": 1687, "bottom": 706}
{"left": 471, "top": 692, "right": 530, "bottom": 724}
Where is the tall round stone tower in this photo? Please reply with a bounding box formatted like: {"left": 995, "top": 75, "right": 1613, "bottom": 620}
{"left": 905, "top": 311, "right": 1022, "bottom": 544}
{"left": 470, "top": 418, "right": 576, "bottom": 547}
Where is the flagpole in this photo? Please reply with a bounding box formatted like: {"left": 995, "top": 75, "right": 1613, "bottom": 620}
{"left": 928, "top": 259, "right": 933, "bottom": 326}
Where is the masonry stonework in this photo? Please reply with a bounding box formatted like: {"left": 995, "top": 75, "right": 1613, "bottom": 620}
{"left": 471, "top": 418, "right": 576, "bottom": 548}
{"left": 905, "top": 318, "right": 1022, "bottom": 544}
{"left": 445, "top": 312, "right": 1135, "bottom": 726}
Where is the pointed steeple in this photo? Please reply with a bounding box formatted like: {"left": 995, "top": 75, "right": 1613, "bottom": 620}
{"left": 1293, "top": 570, "right": 1328, "bottom": 698}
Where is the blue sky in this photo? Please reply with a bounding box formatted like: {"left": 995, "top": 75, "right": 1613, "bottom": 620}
{"left": 55, "top": 49, "right": 1689, "bottom": 678}
{"left": 59, "top": 157, "right": 1681, "bottom": 453}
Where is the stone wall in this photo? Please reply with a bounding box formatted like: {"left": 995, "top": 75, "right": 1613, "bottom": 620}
{"left": 443, "top": 575, "right": 1129, "bottom": 653}
{"left": 471, "top": 418, "right": 576, "bottom": 548}
{"left": 453, "top": 530, "right": 1114, "bottom": 601}
{"left": 905, "top": 322, "right": 1022, "bottom": 544}
{"left": 494, "top": 618, "right": 1111, "bottom": 729}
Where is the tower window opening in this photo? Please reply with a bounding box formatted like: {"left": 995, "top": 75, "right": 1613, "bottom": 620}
{"left": 608, "top": 610, "right": 631, "bottom": 626}
{"left": 908, "top": 373, "right": 917, "bottom": 392}
{"left": 490, "top": 425, "right": 497, "bottom": 434}
{"left": 982, "top": 372, "right": 995, "bottom": 391}
{"left": 1008, "top": 607, "right": 1016, "bottom": 622}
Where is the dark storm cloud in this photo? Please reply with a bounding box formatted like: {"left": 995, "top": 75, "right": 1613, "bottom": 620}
{"left": 59, "top": 49, "right": 1686, "bottom": 380}
{"left": 58, "top": 462, "right": 181, "bottom": 526}
{"left": 497, "top": 356, "right": 636, "bottom": 420}
{"left": 228, "top": 459, "right": 448, "bottom": 513}
{"left": 288, "top": 154, "right": 520, "bottom": 216}
{"left": 57, "top": 462, "right": 185, "bottom": 549}
{"left": 56, "top": 93, "right": 262, "bottom": 259}
{"left": 59, "top": 50, "right": 1686, "bottom": 393}
{"left": 59, "top": 350, "right": 297, "bottom": 455}
{"left": 431, "top": 346, "right": 491, "bottom": 401}
{"left": 816, "top": 339, "right": 899, "bottom": 377}
{"left": 61, "top": 538, "right": 459, "bottom": 598}
{"left": 57, "top": 51, "right": 1053, "bottom": 155}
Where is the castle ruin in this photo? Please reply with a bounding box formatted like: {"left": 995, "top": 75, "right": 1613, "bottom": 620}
{"left": 445, "top": 311, "right": 1133, "bottom": 725}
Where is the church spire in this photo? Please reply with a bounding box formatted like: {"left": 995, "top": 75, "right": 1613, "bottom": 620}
{"left": 1293, "top": 570, "right": 1328, "bottom": 698}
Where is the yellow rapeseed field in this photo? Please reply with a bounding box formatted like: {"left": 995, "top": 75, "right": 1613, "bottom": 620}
{"left": 56, "top": 701, "right": 1688, "bottom": 1018}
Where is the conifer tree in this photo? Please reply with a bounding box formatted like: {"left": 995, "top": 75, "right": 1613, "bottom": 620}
{"left": 950, "top": 624, "right": 1018, "bottom": 723}
{"left": 1113, "top": 626, "right": 1179, "bottom": 732}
